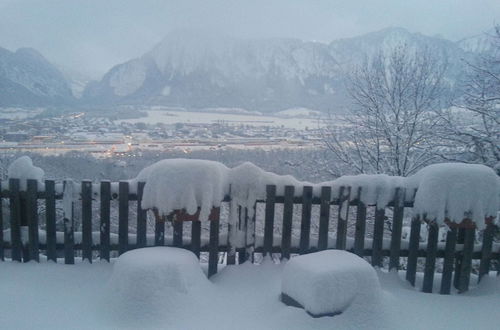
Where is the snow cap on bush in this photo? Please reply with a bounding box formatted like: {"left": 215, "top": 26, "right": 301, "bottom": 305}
{"left": 7, "top": 156, "right": 45, "bottom": 190}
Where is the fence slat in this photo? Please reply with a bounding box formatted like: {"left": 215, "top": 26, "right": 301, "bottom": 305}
{"left": 300, "top": 186, "right": 313, "bottom": 254}
{"left": 100, "top": 181, "right": 111, "bottom": 261}
{"left": 81, "top": 181, "right": 92, "bottom": 262}
{"left": 136, "top": 182, "right": 147, "bottom": 248}
{"left": 457, "top": 227, "right": 475, "bottom": 293}
{"left": 406, "top": 218, "right": 421, "bottom": 286}
{"left": 9, "top": 179, "right": 22, "bottom": 262}
{"left": 247, "top": 205, "right": 257, "bottom": 263}
{"left": 281, "top": 185, "right": 294, "bottom": 259}
{"left": 336, "top": 186, "right": 350, "bottom": 250}
{"left": 208, "top": 208, "right": 220, "bottom": 277}
{"left": 238, "top": 207, "right": 248, "bottom": 264}
{"left": 63, "top": 180, "right": 75, "bottom": 265}
{"left": 226, "top": 204, "right": 237, "bottom": 265}
{"left": 0, "top": 180, "right": 3, "bottom": 261}
{"left": 440, "top": 226, "right": 457, "bottom": 294}
{"left": 26, "top": 179, "right": 39, "bottom": 262}
{"left": 173, "top": 220, "right": 183, "bottom": 248}
{"left": 45, "top": 180, "right": 56, "bottom": 262}
{"left": 354, "top": 187, "right": 366, "bottom": 257}
{"left": 389, "top": 188, "right": 405, "bottom": 270}
{"left": 422, "top": 222, "right": 439, "bottom": 293}
{"left": 453, "top": 228, "right": 466, "bottom": 289}
{"left": 478, "top": 223, "right": 494, "bottom": 282}
{"left": 155, "top": 220, "right": 165, "bottom": 246}
{"left": 264, "top": 185, "right": 276, "bottom": 256}
{"left": 118, "top": 181, "right": 129, "bottom": 255}
{"left": 317, "top": 186, "right": 331, "bottom": 251}
{"left": 371, "top": 206, "right": 385, "bottom": 267}
{"left": 191, "top": 220, "right": 201, "bottom": 258}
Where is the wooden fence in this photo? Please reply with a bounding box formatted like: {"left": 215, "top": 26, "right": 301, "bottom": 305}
{"left": 0, "top": 178, "right": 498, "bottom": 295}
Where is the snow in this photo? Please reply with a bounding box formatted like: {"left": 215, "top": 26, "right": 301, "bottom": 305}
{"left": 114, "top": 109, "right": 324, "bottom": 129}
{"left": 328, "top": 174, "right": 407, "bottom": 207}
{"left": 132, "top": 159, "right": 499, "bottom": 230}
{"left": 7, "top": 155, "right": 45, "bottom": 190}
{"left": 275, "top": 107, "right": 321, "bottom": 118}
{"left": 107, "top": 247, "right": 211, "bottom": 327}
{"left": 281, "top": 250, "right": 381, "bottom": 317}
{"left": 1, "top": 259, "right": 499, "bottom": 329}
{"left": 134, "top": 159, "right": 230, "bottom": 221}
{"left": 409, "top": 163, "right": 500, "bottom": 229}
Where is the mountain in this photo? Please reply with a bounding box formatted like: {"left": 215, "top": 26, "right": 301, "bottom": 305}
{"left": 82, "top": 28, "right": 478, "bottom": 112}
{"left": 0, "top": 47, "right": 74, "bottom": 107}
{"left": 83, "top": 31, "right": 345, "bottom": 111}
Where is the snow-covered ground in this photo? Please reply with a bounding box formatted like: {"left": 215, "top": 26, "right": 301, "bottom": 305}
{"left": 1, "top": 258, "right": 499, "bottom": 330}
{"left": 114, "top": 110, "right": 325, "bottom": 130}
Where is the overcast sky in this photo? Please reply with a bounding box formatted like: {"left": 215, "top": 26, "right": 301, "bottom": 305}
{"left": 0, "top": 0, "right": 498, "bottom": 79}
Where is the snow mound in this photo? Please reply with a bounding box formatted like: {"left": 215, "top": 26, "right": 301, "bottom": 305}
{"left": 7, "top": 156, "right": 45, "bottom": 190}
{"left": 135, "top": 159, "right": 230, "bottom": 220}
{"left": 108, "top": 247, "right": 211, "bottom": 324}
{"left": 281, "top": 250, "right": 381, "bottom": 317}
{"left": 409, "top": 163, "right": 500, "bottom": 229}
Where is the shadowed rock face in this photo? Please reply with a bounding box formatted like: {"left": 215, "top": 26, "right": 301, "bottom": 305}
{"left": 82, "top": 27, "right": 470, "bottom": 112}
{"left": 0, "top": 47, "right": 74, "bottom": 106}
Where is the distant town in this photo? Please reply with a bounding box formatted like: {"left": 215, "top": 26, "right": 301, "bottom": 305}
{"left": 0, "top": 108, "right": 328, "bottom": 158}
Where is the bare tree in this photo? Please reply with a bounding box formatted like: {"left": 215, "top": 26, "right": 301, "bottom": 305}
{"left": 324, "top": 44, "right": 448, "bottom": 176}
{"left": 438, "top": 27, "right": 500, "bottom": 168}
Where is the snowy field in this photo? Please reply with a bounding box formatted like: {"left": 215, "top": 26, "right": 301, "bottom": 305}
{"left": 1, "top": 258, "right": 499, "bottom": 330}
{"left": 114, "top": 110, "right": 325, "bottom": 130}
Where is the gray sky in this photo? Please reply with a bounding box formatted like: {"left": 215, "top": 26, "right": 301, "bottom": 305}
{"left": 0, "top": 0, "right": 498, "bottom": 79}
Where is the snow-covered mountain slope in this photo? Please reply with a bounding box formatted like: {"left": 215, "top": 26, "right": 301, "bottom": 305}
{"left": 82, "top": 30, "right": 345, "bottom": 111}
{"left": 0, "top": 47, "right": 74, "bottom": 106}
{"left": 83, "top": 27, "right": 481, "bottom": 112}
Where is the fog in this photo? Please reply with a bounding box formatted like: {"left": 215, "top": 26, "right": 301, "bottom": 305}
{"left": 0, "top": 0, "right": 499, "bottom": 78}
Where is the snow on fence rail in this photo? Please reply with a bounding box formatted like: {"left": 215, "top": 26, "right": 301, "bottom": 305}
{"left": 0, "top": 160, "right": 499, "bottom": 295}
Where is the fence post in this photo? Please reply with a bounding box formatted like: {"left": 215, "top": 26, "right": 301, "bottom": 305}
{"left": 457, "top": 227, "right": 475, "bottom": 293}
{"left": 264, "top": 185, "right": 276, "bottom": 256}
{"left": 406, "top": 217, "right": 421, "bottom": 286}
{"left": 118, "top": 181, "right": 129, "bottom": 255}
{"left": 478, "top": 222, "right": 494, "bottom": 282}
{"left": 440, "top": 226, "right": 457, "bottom": 294}
{"left": 208, "top": 207, "right": 220, "bottom": 277}
{"left": 354, "top": 187, "right": 366, "bottom": 257}
{"left": 389, "top": 188, "right": 405, "bottom": 270}
{"left": 81, "top": 181, "right": 92, "bottom": 262}
{"left": 26, "top": 179, "right": 39, "bottom": 262}
{"left": 336, "top": 186, "right": 350, "bottom": 250}
{"left": 136, "top": 182, "right": 147, "bottom": 249}
{"left": 226, "top": 201, "right": 237, "bottom": 265}
{"left": 9, "top": 179, "right": 22, "bottom": 262}
{"left": 63, "top": 180, "right": 75, "bottom": 264}
{"left": 45, "top": 180, "right": 57, "bottom": 262}
{"left": 422, "top": 221, "right": 439, "bottom": 293}
{"left": 317, "top": 186, "right": 331, "bottom": 251}
{"left": 100, "top": 181, "right": 111, "bottom": 261}
{"left": 300, "top": 186, "right": 313, "bottom": 254}
{"left": 371, "top": 204, "right": 385, "bottom": 267}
